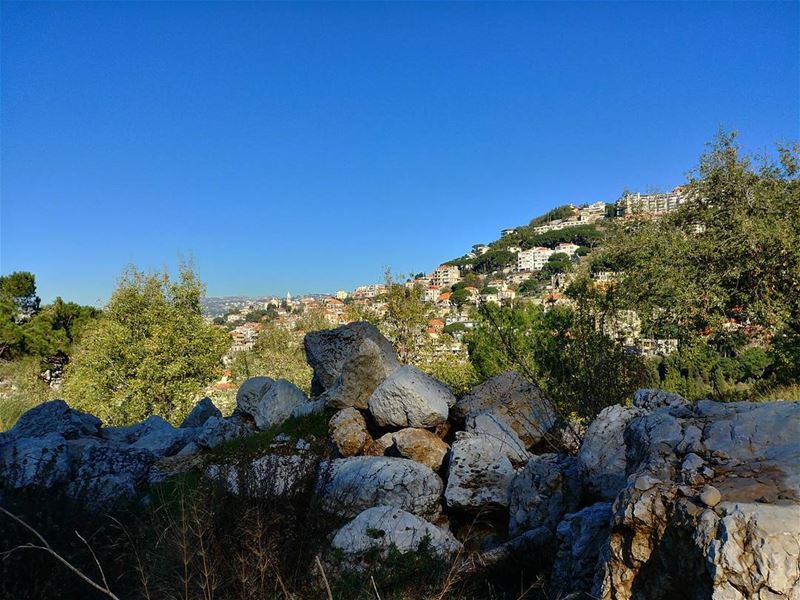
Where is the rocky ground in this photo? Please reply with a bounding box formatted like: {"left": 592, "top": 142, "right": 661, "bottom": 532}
{"left": 1, "top": 321, "right": 798, "bottom": 599}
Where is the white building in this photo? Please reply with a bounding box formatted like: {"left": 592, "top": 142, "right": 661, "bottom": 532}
{"left": 616, "top": 187, "right": 686, "bottom": 217}
{"left": 430, "top": 264, "right": 461, "bottom": 287}
{"left": 555, "top": 242, "right": 580, "bottom": 256}
{"left": 335, "top": 290, "right": 349, "bottom": 300}
{"left": 501, "top": 228, "right": 517, "bottom": 237}
{"left": 578, "top": 201, "right": 606, "bottom": 222}
{"left": 517, "top": 247, "right": 554, "bottom": 271}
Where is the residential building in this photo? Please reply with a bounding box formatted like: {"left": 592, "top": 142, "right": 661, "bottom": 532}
{"left": 637, "top": 338, "right": 679, "bottom": 357}
{"left": 578, "top": 201, "right": 607, "bottom": 222}
{"left": 555, "top": 242, "right": 580, "bottom": 256}
{"left": 423, "top": 286, "right": 441, "bottom": 303}
{"left": 517, "top": 247, "right": 554, "bottom": 271}
{"left": 430, "top": 264, "right": 461, "bottom": 287}
{"left": 501, "top": 228, "right": 517, "bottom": 237}
{"left": 616, "top": 187, "right": 686, "bottom": 218}
{"left": 335, "top": 290, "right": 348, "bottom": 300}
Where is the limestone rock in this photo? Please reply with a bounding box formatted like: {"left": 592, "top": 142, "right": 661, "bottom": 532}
{"left": 578, "top": 404, "right": 644, "bottom": 500}
{"left": 329, "top": 408, "right": 371, "bottom": 457}
{"left": 323, "top": 338, "right": 400, "bottom": 410}
{"left": 290, "top": 398, "right": 326, "bottom": 419}
{"left": 129, "top": 415, "right": 195, "bottom": 458}
{"left": 509, "top": 453, "right": 584, "bottom": 537}
{"left": 253, "top": 379, "right": 308, "bottom": 430}
{"left": 332, "top": 506, "right": 462, "bottom": 561}
{"left": 445, "top": 432, "right": 516, "bottom": 511}
{"left": 317, "top": 456, "right": 444, "bottom": 518}
{"left": 180, "top": 397, "right": 221, "bottom": 428}
{"left": 6, "top": 399, "right": 101, "bottom": 440}
{"left": 367, "top": 365, "right": 453, "bottom": 429}
{"left": 207, "top": 452, "right": 319, "bottom": 497}
{"left": 453, "top": 372, "right": 555, "bottom": 448}
{"left": 235, "top": 376, "right": 274, "bottom": 417}
{"left": 66, "top": 445, "right": 155, "bottom": 510}
{"left": 550, "top": 502, "right": 612, "bottom": 599}
{"left": 0, "top": 433, "right": 72, "bottom": 489}
{"left": 632, "top": 388, "right": 688, "bottom": 411}
{"left": 195, "top": 415, "right": 256, "bottom": 449}
{"left": 390, "top": 428, "right": 449, "bottom": 470}
{"left": 465, "top": 412, "right": 530, "bottom": 467}
{"left": 363, "top": 432, "right": 394, "bottom": 456}
{"left": 699, "top": 484, "right": 721, "bottom": 507}
{"left": 304, "top": 322, "right": 398, "bottom": 396}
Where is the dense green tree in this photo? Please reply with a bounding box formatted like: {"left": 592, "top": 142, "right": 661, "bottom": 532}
{"left": 473, "top": 249, "right": 515, "bottom": 274}
{"left": 379, "top": 275, "right": 433, "bottom": 363}
{"left": 64, "top": 265, "right": 229, "bottom": 425}
{"left": 231, "top": 323, "right": 313, "bottom": 394}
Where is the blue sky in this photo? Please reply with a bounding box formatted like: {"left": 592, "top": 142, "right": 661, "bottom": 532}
{"left": 2, "top": 1, "right": 798, "bottom": 305}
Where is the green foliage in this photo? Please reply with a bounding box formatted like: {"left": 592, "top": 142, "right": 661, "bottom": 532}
{"left": 468, "top": 302, "right": 647, "bottom": 419}
{"left": 379, "top": 275, "right": 434, "bottom": 363}
{"left": 450, "top": 287, "right": 471, "bottom": 307}
{"left": 419, "top": 352, "right": 479, "bottom": 396}
{"left": 0, "top": 358, "right": 60, "bottom": 430}
{"left": 64, "top": 264, "right": 229, "bottom": 425}
{"left": 472, "top": 248, "right": 515, "bottom": 274}
{"left": 529, "top": 204, "right": 576, "bottom": 226}
{"left": 231, "top": 322, "right": 313, "bottom": 394}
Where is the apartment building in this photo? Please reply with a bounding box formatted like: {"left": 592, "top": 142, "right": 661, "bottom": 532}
{"left": 616, "top": 187, "right": 686, "bottom": 217}
{"left": 518, "top": 247, "right": 554, "bottom": 271}
{"left": 430, "top": 264, "right": 461, "bottom": 287}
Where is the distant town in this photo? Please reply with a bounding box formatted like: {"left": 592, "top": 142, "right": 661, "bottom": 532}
{"left": 206, "top": 187, "right": 687, "bottom": 368}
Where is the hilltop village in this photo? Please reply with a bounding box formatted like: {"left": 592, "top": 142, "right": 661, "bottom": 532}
{"left": 211, "top": 188, "right": 687, "bottom": 364}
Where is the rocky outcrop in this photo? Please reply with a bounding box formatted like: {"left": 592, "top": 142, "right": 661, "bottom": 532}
{"left": 593, "top": 399, "right": 800, "bottom": 600}
{"left": 332, "top": 506, "right": 462, "bottom": 561}
{"left": 509, "top": 453, "right": 584, "bottom": 537}
{"left": 235, "top": 376, "right": 274, "bottom": 416}
{"left": 444, "top": 432, "right": 517, "bottom": 512}
{"left": 207, "top": 451, "right": 319, "bottom": 497}
{"left": 317, "top": 456, "right": 444, "bottom": 518}
{"left": 322, "top": 338, "right": 400, "bottom": 409}
{"left": 180, "top": 397, "right": 221, "bottom": 428}
{"left": 329, "top": 408, "right": 372, "bottom": 457}
{"left": 195, "top": 414, "right": 255, "bottom": 450}
{"left": 3, "top": 399, "right": 101, "bottom": 440}
{"left": 304, "top": 322, "right": 398, "bottom": 396}
{"left": 1, "top": 432, "right": 72, "bottom": 489}
{"left": 388, "top": 428, "right": 450, "bottom": 471}
{"left": 465, "top": 412, "right": 530, "bottom": 467}
{"left": 578, "top": 404, "right": 644, "bottom": 500}
{"left": 453, "top": 372, "right": 555, "bottom": 448}
{"left": 368, "top": 365, "right": 454, "bottom": 429}
{"left": 252, "top": 379, "right": 309, "bottom": 430}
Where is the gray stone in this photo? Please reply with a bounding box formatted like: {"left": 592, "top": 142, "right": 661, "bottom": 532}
{"left": 453, "top": 372, "right": 555, "bottom": 448}
{"left": 304, "top": 322, "right": 398, "bottom": 396}
{"left": 699, "top": 484, "right": 721, "bottom": 507}
{"left": 465, "top": 412, "right": 530, "bottom": 467}
{"left": 322, "top": 338, "right": 401, "bottom": 410}
{"left": 6, "top": 400, "right": 101, "bottom": 440}
{"left": 253, "top": 379, "right": 308, "bottom": 430}
{"left": 509, "top": 453, "right": 584, "bottom": 537}
{"left": 66, "top": 445, "right": 155, "bottom": 510}
{"left": 550, "top": 502, "right": 613, "bottom": 599}
{"left": 331, "top": 506, "right": 461, "bottom": 561}
{"left": 367, "top": 365, "right": 453, "bottom": 429}
{"left": 445, "top": 432, "right": 516, "bottom": 512}
{"left": 317, "top": 456, "right": 444, "bottom": 518}
{"left": 0, "top": 433, "right": 72, "bottom": 489}
{"left": 129, "top": 415, "right": 195, "bottom": 457}
{"left": 632, "top": 388, "right": 688, "bottom": 411}
{"left": 180, "top": 397, "right": 221, "bottom": 428}
{"left": 207, "top": 452, "right": 318, "bottom": 497}
{"left": 578, "top": 404, "right": 644, "bottom": 501}
{"left": 195, "top": 415, "right": 256, "bottom": 450}
{"left": 235, "top": 376, "right": 274, "bottom": 416}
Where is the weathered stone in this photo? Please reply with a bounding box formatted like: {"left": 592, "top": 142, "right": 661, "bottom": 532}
{"left": 195, "top": 415, "right": 256, "bottom": 450}
{"left": 465, "top": 412, "right": 529, "bottom": 467}
{"left": 453, "top": 372, "right": 555, "bottom": 448}
{"left": 317, "top": 456, "right": 444, "bottom": 518}
{"left": 578, "top": 404, "right": 644, "bottom": 501}
{"left": 390, "top": 428, "right": 449, "bottom": 470}
{"left": 632, "top": 388, "right": 688, "bottom": 411}
{"left": 368, "top": 365, "right": 452, "bottom": 429}
{"left": 509, "top": 453, "right": 584, "bottom": 537}
{"left": 0, "top": 433, "right": 72, "bottom": 489}
{"left": 550, "top": 502, "right": 613, "bottom": 599}
{"left": 6, "top": 399, "right": 101, "bottom": 440}
{"left": 699, "top": 484, "right": 721, "bottom": 507}
{"left": 290, "top": 398, "right": 326, "bottom": 419}
{"left": 207, "top": 452, "right": 319, "bottom": 497}
{"left": 304, "top": 322, "right": 398, "bottom": 396}
{"left": 66, "top": 445, "right": 155, "bottom": 510}
{"left": 331, "top": 506, "right": 461, "bottom": 561}
{"left": 180, "top": 397, "right": 221, "bottom": 428}
{"left": 323, "top": 338, "right": 400, "bottom": 410}
{"left": 363, "top": 432, "right": 394, "bottom": 456}
{"left": 253, "top": 379, "right": 308, "bottom": 430}
{"left": 329, "top": 408, "right": 371, "bottom": 457}
{"left": 235, "top": 376, "right": 274, "bottom": 416}
{"left": 445, "top": 432, "right": 516, "bottom": 512}
{"left": 129, "top": 415, "right": 195, "bottom": 458}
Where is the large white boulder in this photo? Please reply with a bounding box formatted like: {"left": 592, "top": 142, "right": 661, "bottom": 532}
{"left": 235, "top": 376, "right": 274, "bottom": 416}
{"left": 253, "top": 379, "right": 309, "bottom": 430}
{"left": 323, "top": 338, "right": 400, "bottom": 410}
{"left": 444, "top": 432, "right": 517, "bottom": 512}
{"left": 453, "top": 372, "right": 555, "bottom": 448}
{"left": 332, "top": 506, "right": 462, "bottom": 561}
{"left": 304, "top": 321, "right": 399, "bottom": 396}
{"left": 465, "top": 412, "right": 530, "bottom": 467}
{"left": 367, "top": 365, "right": 454, "bottom": 429}
{"left": 317, "top": 456, "right": 444, "bottom": 518}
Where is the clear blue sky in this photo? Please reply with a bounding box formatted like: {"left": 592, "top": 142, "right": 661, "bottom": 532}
{"left": 2, "top": 1, "right": 798, "bottom": 305}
